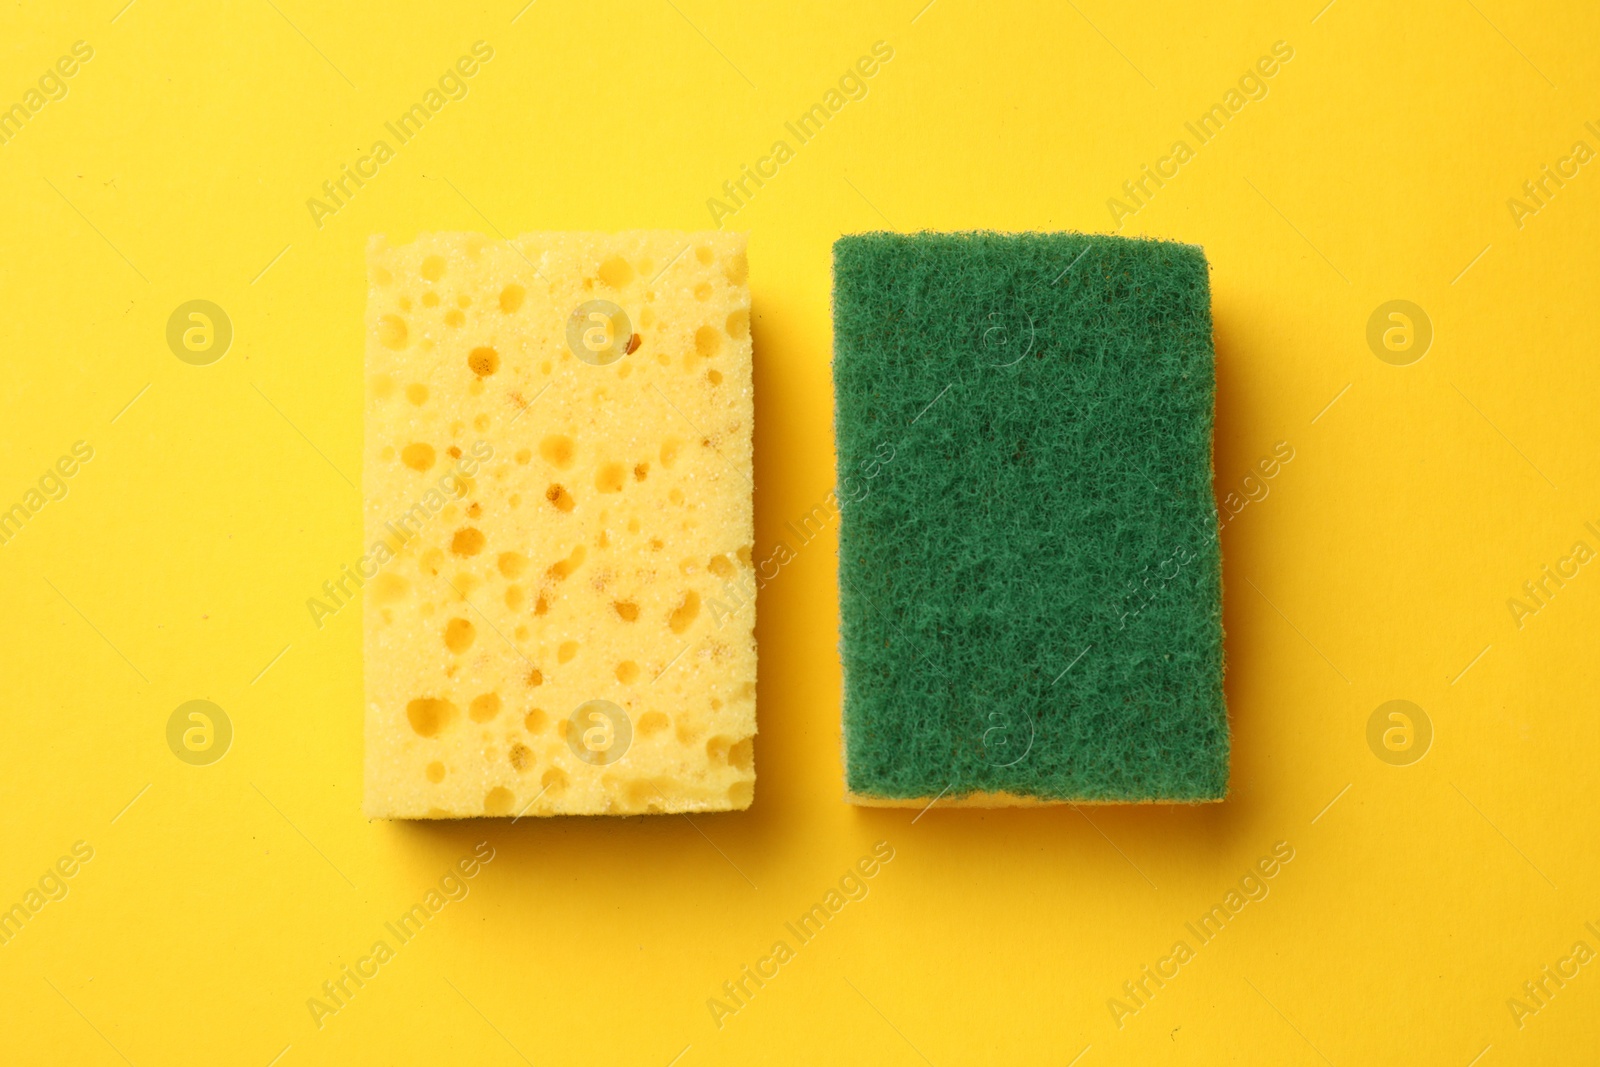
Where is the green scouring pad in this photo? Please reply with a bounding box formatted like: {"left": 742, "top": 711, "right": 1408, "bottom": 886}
{"left": 833, "top": 231, "right": 1228, "bottom": 806}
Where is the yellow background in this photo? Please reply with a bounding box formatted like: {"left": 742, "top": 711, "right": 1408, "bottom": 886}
{"left": 2, "top": 0, "right": 1597, "bottom": 1063}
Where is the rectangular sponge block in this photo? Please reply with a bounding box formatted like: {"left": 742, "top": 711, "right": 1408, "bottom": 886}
{"left": 833, "top": 232, "right": 1227, "bottom": 805}
{"left": 364, "top": 232, "right": 756, "bottom": 818}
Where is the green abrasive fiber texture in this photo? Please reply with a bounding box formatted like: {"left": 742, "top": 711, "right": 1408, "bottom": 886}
{"left": 833, "top": 232, "right": 1227, "bottom": 803}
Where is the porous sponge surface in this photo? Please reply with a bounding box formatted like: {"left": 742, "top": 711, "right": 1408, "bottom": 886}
{"left": 833, "top": 232, "right": 1227, "bottom": 804}
{"left": 364, "top": 232, "right": 755, "bottom": 818}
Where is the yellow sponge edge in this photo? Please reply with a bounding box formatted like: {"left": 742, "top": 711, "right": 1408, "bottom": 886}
{"left": 363, "top": 232, "right": 755, "bottom": 818}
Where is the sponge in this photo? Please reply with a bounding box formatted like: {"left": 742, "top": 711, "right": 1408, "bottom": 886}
{"left": 364, "top": 232, "right": 756, "bottom": 818}
{"left": 833, "top": 232, "right": 1227, "bottom": 805}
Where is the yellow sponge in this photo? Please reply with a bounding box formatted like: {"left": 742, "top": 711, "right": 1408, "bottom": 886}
{"left": 363, "top": 232, "right": 755, "bottom": 818}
